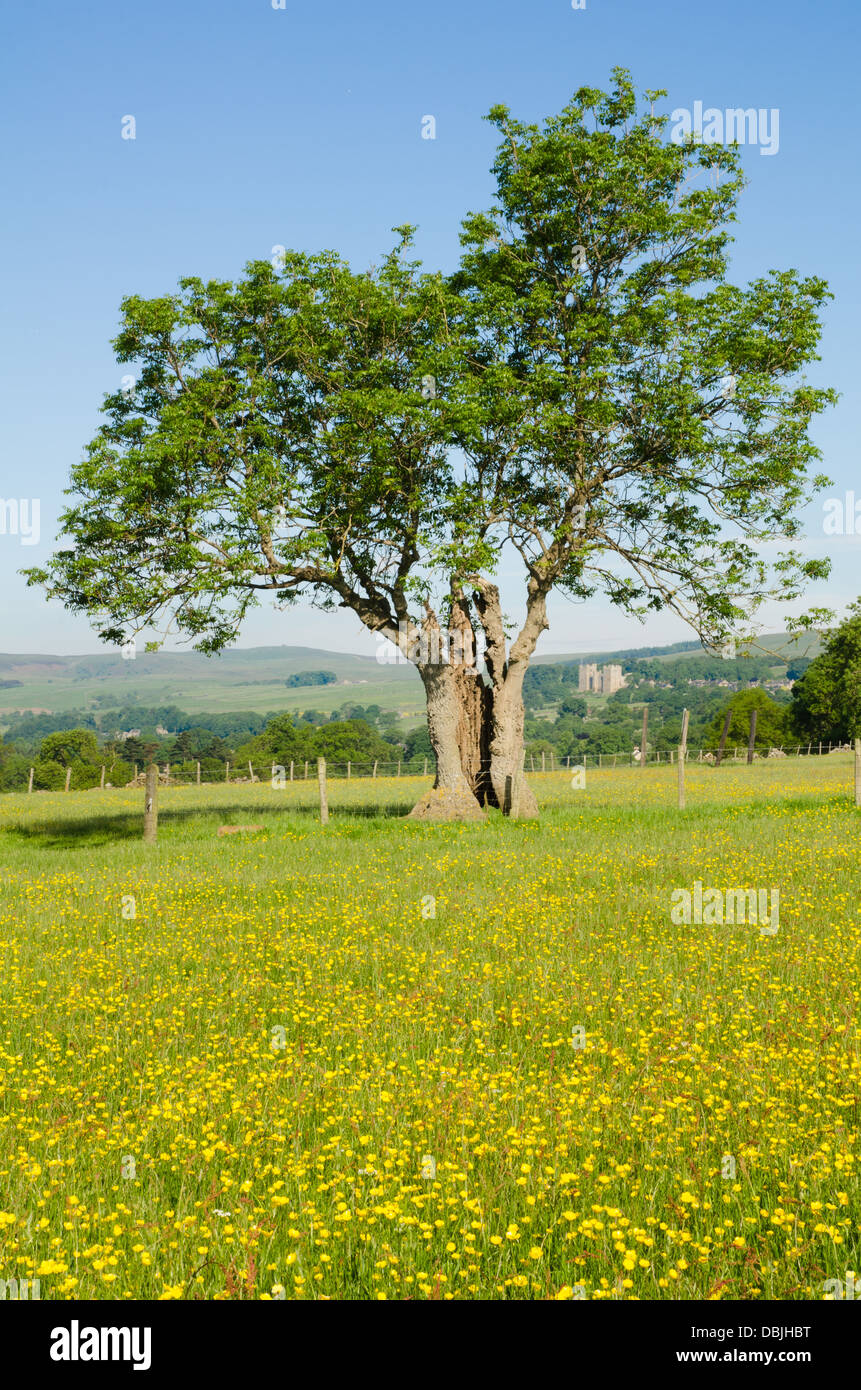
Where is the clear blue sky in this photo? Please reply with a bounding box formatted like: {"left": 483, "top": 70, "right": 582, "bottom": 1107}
{"left": 1, "top": 0, "right": 858, "bottom": 656}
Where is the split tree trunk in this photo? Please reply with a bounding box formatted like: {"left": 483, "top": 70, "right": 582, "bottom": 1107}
{"left": 407, "top": 583, "right": 541, "bottom": 821}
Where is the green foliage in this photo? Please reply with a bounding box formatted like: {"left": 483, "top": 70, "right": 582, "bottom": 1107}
{"left": 236, "top": 711, "right": 395, "bottom": 770}
{"left": 284, "top": 670, "right": 337, "bottom": 688}
{"left": 631, "top": 655, "right": 780, "bottom": 684}
{"left": 706, "top": 689, "right": 790, "bottom": 749}
{"left": 38, "top": 729, "right": 101, "bottom": 768}
{"left": 452, "top": 67, "right": 836, "bottom": 642}
{"left": 790, "top": 602, "right": 861, "bottom": 742}
{"left": 312, "top": 720, "right": 395, "bottom": 765}
{"left": 559, "top": 694, "right": 587, "bottom": 718}
{"left": 403, "top": 724, "right": 433, "bottom": 769}
{"left": 523, "top": 664, "right": 582, "bottom": 708}
{"left": 0, "top": 740, "right": 30, "bottom": 791}
{"left": 25, "top": 231, "right": 461, "bottom": 656}
{"left": 164, "top": 728, "right": 231, "bottom": 763}
{"left": 2, "top": 709, "right": 98, "bottom": 748}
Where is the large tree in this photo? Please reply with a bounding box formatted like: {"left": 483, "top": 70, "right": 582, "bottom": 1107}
{"left": 26, "top": 72, "right": 835, "bottom": 819}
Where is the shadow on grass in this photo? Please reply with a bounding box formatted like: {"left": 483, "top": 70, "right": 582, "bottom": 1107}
{"left": 0, "top": 799, "right": 420, "bottom": 849}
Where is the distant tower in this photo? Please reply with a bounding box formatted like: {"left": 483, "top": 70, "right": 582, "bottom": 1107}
{"left": 600, "top": 664, "right": 624, "bottom": 695}
{"left": 579, "top": 663, "right": 599, "bottom": 693}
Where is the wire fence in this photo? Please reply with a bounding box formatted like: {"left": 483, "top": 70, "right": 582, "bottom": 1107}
{"left": 8, "top": 740, "right": 854, "bottom": 795}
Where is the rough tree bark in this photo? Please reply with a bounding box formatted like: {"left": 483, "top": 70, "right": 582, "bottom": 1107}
{"left": 406, "top": 582, "right": 544, "bottom": 821}
{"left": 407, "top": 599, "right": 489, "bottom": 821}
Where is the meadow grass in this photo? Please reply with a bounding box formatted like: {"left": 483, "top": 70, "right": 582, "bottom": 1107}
{"left": 0, "top": 756, "right": 858, "bottom": 1300}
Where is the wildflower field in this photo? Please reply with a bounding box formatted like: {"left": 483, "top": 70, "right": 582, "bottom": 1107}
{"left": 0, "top": 757, "right": 859, "bottom": 1301}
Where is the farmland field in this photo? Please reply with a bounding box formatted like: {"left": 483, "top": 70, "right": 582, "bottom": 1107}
{"left": 0, "top": 757, "right": 859, "bottom": 1301}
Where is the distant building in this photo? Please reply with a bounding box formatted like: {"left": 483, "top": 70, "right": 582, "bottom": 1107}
{"left": 578, "top": 663, "right": 626, "bottom": 695}
{"left": 578, "top": 663, "right": 599, "bottom": 693}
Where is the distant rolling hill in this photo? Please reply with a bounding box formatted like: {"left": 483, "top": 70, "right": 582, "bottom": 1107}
{"left": 532, "top": 631, "right": 822, "bottom": 667}
{"left": 0, "top": 645, "right": 422, "bottom": 720}
{"left": 0, "top": 630, "right": 822, "bottom": 725}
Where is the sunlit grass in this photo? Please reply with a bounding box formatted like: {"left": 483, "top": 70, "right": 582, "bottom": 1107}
{"left": 0, "top": 756, "right": 858, "bottom": 1299}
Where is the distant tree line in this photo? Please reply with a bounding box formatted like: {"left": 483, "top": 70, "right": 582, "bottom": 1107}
{"left": 0, "top": 700, "right": 431, "bottom": 791}
{"left": 284, "top": 670, "right": 337, "bottom": 688}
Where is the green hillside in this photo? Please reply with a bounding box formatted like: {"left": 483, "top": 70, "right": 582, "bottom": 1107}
{"left": 0, "top": 645, "right": 423, "bottom": 723}
{"left": 0, "top": 631, "right": 823, "bottom": 730}
{"left": 532, "top": 631, "right": 823, "bottom": 667}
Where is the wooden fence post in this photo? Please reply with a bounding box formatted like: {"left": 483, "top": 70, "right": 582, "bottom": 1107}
{"left": 855, "top": 739, "right": 861, "bottom": 809}
{"left": 290, "top": 761, "right": 294, "bottom": 782}
{"left": 714, "top": 710, "right": 732, "bottom": 768}
{"left": 28, "top": 766, "right": 34, "bottom": 793}
{"left": 317, "top": 757, "right": 329, "bottom": 825}
{"left": 372, "top": 760, "right": 378, "bottom": 778}
{"left": 748, "top": 710, "right": 758, "bottom": 765}
{"left": 144, "top": 763, "right": 158, "bottom": 843}
{"left": 397, "top": 760, "right": 401, "bottom": 777}
{"left": 197, "top": 761, "right": 201, "bottom": 785}
{"left": 423, "top": 758, "right": 427, "bottom": 777}
{"left": 678, "top": 708, "right": 689, "bottom": 811}
{"left": 64, "top": 767, "right": 72, "bottom": 792}
{"left": 541, "top": 750, "right": 546, "bottom": 773}
{"left": 347, "top": 761, "right": 351, "bottom": 779}
{"left": 641, "top": 706, "right": 648, "bottom": 769}
{"left": 100, "top": 765, "right": 106, "bottom": 789}
{"left": 304, "top": 760, "right": 309, "bottom": 780}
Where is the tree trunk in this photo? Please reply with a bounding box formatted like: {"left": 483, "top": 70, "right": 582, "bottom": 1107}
{"left": 407, "top": 661, "right": 488, "bottom": 821}
{"left": 474, "top": 579, "right": 542, "bottom": 818}
{"left": 483, "top": 665, "right": 539, "bottom": 818}
{"left": 378, "top": 583, "right": 543, "bottom": 822}
{"left": 406, "top": 585, "right": 541, "bottom": 820}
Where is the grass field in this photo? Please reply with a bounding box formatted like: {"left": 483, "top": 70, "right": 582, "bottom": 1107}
{"left": 0, "top": 757, "right": 858, "bottom": 1300}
